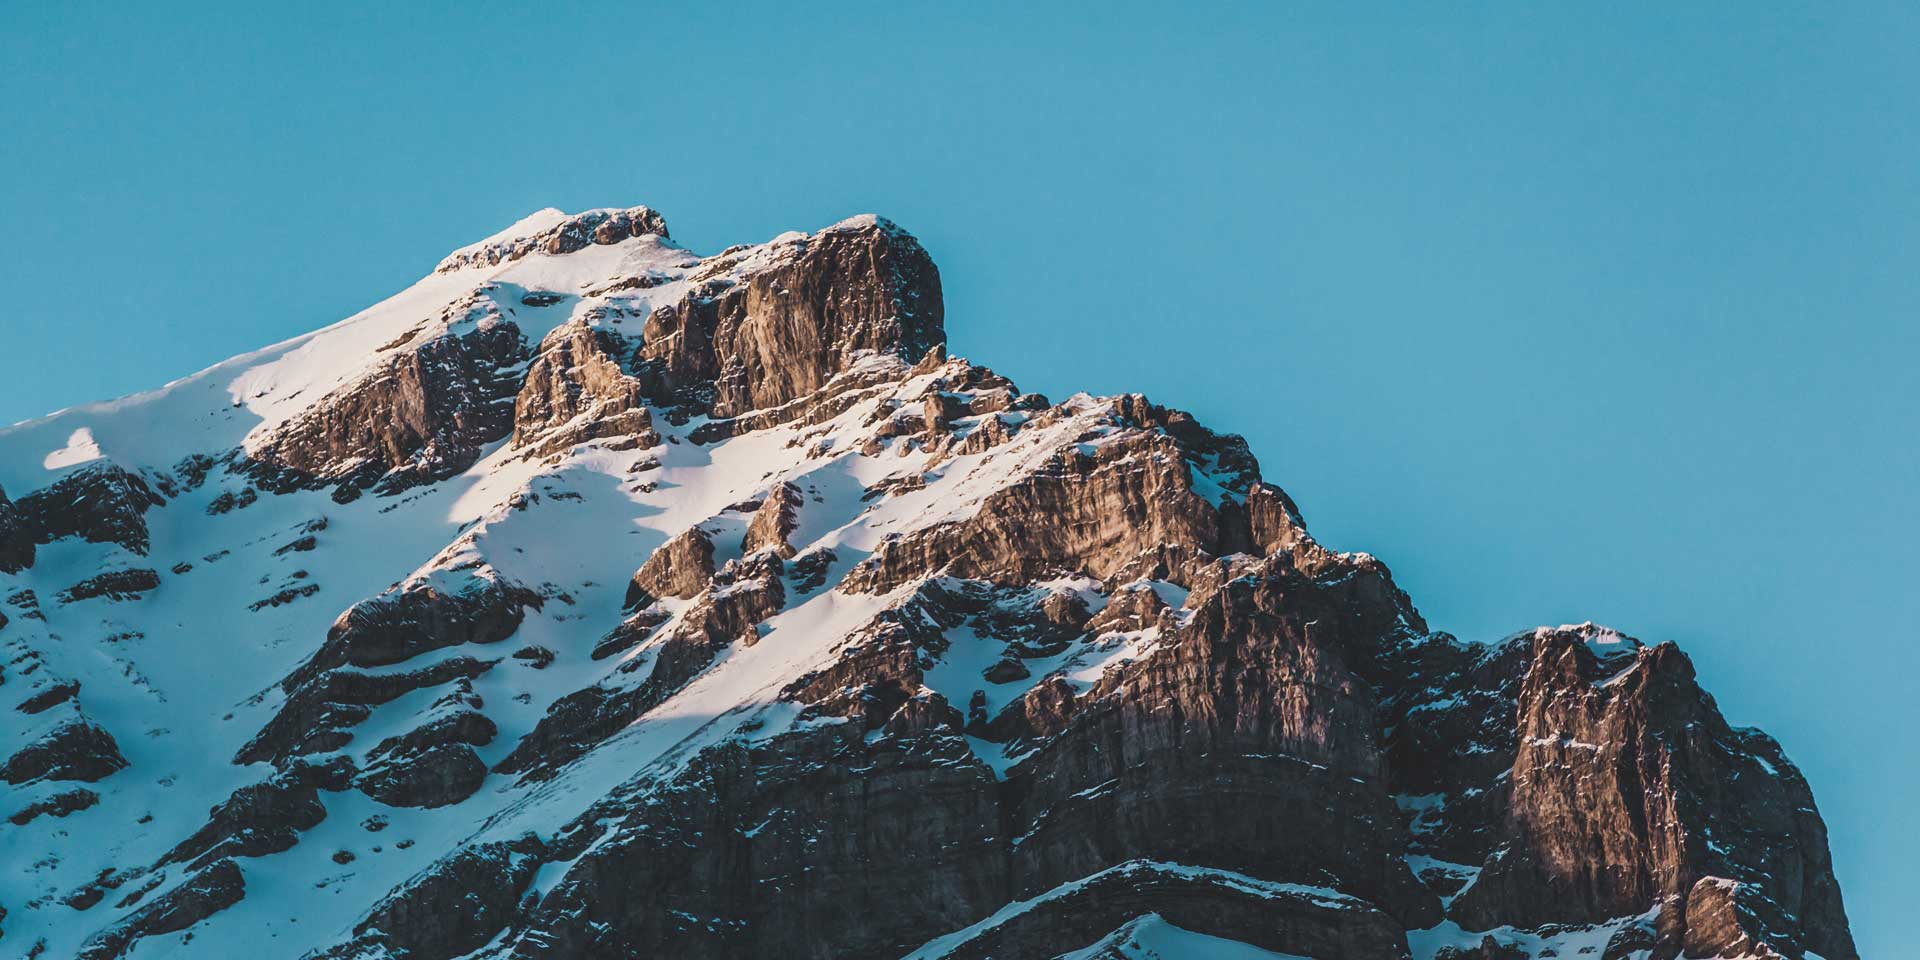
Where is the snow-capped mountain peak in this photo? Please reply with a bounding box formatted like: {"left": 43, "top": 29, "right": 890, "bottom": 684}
{"left": 0, "top": 207, "right": 1856, "bottom": 960}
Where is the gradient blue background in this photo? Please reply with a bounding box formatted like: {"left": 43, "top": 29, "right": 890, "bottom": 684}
{"left": 4, "top": 3, "right": 1912, "bottom": 952}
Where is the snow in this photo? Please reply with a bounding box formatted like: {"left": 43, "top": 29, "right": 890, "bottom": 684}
{"left": 443, "top": 207, "right": 572, "bottom": 261}
{"left": 41, "top": 426, "right": 106, "bottom": 470}
{"left": 903, "top": 860, "right": 1363, "bottom": 960}
{"left": 0, "top": 209, "right": 699, "bottom": 497}
{"left": 1055, "top": 914, "right": 1311, "bottom": 960}
{"left": 1406, "top": 906, "right": 1662, "bottom": 960}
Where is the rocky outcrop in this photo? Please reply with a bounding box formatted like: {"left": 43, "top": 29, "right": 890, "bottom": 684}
{"left": 355, "top": 741, "right": 488, "bottom": 808}
{"left": 289, "top": 578, "right": 539, "bottom": 687}
{"left": 238, "top": 579, "right": 530, "bottom": 767}
{"left": 501, "top": 556, "right": 786, "bottom": 779}
{"left": 305, "top": 834, "right": 547, "bottom": 960}
{"left": 55, "top": 567, "right": 161, "bottom": 604}
{"left": 237, "top": 655, "right": 501, "bottom": 767}
{"left": 842, "top": 427, "right": 1223, "bottom": 594}
{"left": 2, "top": 718, "right": 128, "bottom": 784}
{"left": 479, "top": 724, "right": 1004, "bottom": 960}
{"left": 246, "top": 317, "right": 529, "bottom": 495}
{"left": 1001, "top": 552, "right": 1439, "bottom": 931}
{"left": 435, "top": 206, "right": 669, "bottom": 273}
{"left": 634, "top": 217, "right": 944, "bottom": 417}
{"left": 741, "top": 481, "right": 802, "bottom": 557}
{"left": 7, "top": 786, "right": 100, "bottom": 825}
{"left": 622, "top": 526, "right": 716, "bottom": 609}
{"left": 11, "top": 463, "right": 165, "bottom": 555}
{"left": 0, "top": 484, "right": 34, "bottom": 573}
{"left": 510, "top": 316, "right": 657, "bottom": 457}
{"left": 1434, "top": 627, "right": 1857, "bottom": 960}
{"left": 162, "top": 757, "right": 353, "bottom": 870}
{"left": 76, "top": 859, "right": 245, "bottom": 960}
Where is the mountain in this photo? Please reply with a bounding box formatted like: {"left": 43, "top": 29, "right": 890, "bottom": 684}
{"left": 0, "top": 206, "right": 1855, "bottom": 960}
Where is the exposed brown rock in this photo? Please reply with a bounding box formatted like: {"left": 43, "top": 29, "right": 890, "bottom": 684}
{"left": 56, "top": 567, "right": 161, "bottom": 604}
{"left": 1397, "top": 625, "right": 1857, "bottom": 960}
{"left": 356, "top": 742, "right": 489, "bottom": 808}
{"left": 483, "top": 724, "right": 1004, "bottom": 959}
{"left": 511, "top": 316, "right": 657, "bottom": 456}
{"left": 162, "top": 756, "right": 354, "bottom": 870}
{"left": 622, "top": 526, "right": 716, "bottom": 609}
{"left": 289, "top": 578, "right": 540, "bottom": 688}
{"left": 16, "top": 678, "right": 80, "bottom": 714}
{"left": 305, "top": 834, "right": 547, "bottom": 960}
{"left": 842, "top": 429, "right": 1222, "bottom": 594}
{"left": 236, "top": 655, "right": 501, "bottom": 766}
{"left": 634, "top": 218, "right": 944, "bottom": 417}
{"left": 246, "top": 318, "right": 529, "bottom": 494}
{"left": 501, "top": 557, "right": 785, "bottom": 779}
{"left": 434, "top": 206, "right": 669, "bottom": 273}
{"left": 7, "top": 786, "right": 100, "bottom": 825}
{"left": 1001, "top": 554, "right": 1440, "bottom": 931}
{"left": 741, "top": 481, "right": 803, "bottom": 557}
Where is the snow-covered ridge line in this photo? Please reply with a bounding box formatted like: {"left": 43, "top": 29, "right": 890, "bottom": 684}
{"left": 434, "top": 205, "right": 669, "bottom": 274}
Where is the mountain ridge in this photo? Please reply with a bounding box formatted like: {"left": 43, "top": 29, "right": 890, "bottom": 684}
{"left": 0, "top": 207, "right": 1854, "bottom": 960}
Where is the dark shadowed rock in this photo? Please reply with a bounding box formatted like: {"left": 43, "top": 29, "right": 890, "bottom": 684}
{"left": 8, "top": 787, "right": 100, "bottom": 825}
{"left": 356, "top": 742, "right": 489, "bottom": 808}
{"left": 12, "top": 463, "right": 166, "bottom": 555}
{"left": 77, "top": 859, "right": 245, "bottom": 960}
{"left": 161, "top": 757, "right": 353, "bottom": 870}
{"left": 2, "top": 719, "right": 128, "bottom": 784}
{"left": 741, "top": 481, "right": 803, "bottom": 558}
{"left": 1392, "top": 625, "right": 1857, "bottom": 960}
{"left": 0, "top": 484, "right": 34, "bottom": 573}
{"left": 289, "top": 578, "right": 540, "bottom": 688}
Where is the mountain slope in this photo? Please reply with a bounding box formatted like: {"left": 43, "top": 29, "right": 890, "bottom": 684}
{"left": 0, "top": 206, "right": 1855, "bottom": 960}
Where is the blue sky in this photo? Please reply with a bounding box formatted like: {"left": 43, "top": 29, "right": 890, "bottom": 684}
{"left": 3, "top": 2, "right": 1913, "bottom": 951}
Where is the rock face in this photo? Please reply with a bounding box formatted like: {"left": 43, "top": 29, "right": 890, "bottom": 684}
{"left": 246, "top": 315, "right": 530, "bottom": 495}
{"left": 1437, "top": 628, "right": 1855, "bottom": 960}
{"left": 10, "top": 463, "right": 165, "bottom": 555}
{"left": 0, "top": 484, "right": 34, "bottom": 573}
{"left": 634, "top": 217, "right": 945, "bottom": 417}
{"left": 76, "top": 859, "right": 246, "bottom": 960}
{"left": 510, "top": 316, "right": 658, "bottom": 457}
{"left": 2, "top": 718, "right": 129, "bottom": 784}
{"left": 0, "top": 205, "right": 1855, "bottom": 960}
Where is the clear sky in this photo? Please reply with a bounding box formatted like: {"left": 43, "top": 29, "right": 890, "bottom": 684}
{"left": 4, "top": 2, "right": 1913, "bottom": 952}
